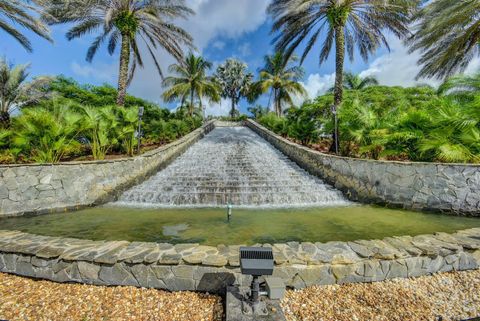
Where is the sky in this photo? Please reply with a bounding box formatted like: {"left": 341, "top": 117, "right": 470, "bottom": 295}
{"left": 2, "top": 0, "right": 479, "bottom": 116}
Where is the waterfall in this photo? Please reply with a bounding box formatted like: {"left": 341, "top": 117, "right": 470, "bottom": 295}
{"left": 114, "top": 126, "right": 350, "bottom": 208}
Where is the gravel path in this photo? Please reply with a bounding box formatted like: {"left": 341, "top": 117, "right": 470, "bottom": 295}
{"left": 0, "top": 273, "right": 223, "bottom": 321}
{"left": 1, "top": 270, "right": 479, "bottom": 321}
{"left": 282, "top": 270, "right": 480, "bottom": 321}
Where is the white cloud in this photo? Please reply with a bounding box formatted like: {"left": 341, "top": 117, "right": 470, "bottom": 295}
{"left": 358, "top": 36, "right": 441, "bottom": 88}
{"left": 212, "top": 40, "right": 226, "bottom": 50}
{"left": 238, "top": 43, "right": 251, "bottom": 57}
{"left": 301, "top": 73, "right": 336, "bottom": 99}
{"left": 465, "top": 57, "right": 480, "bottom": 75}
{"left": 301, "top": 34, "right": 480, "bottom": 102}
{"left": 71, "top": 61, "right": 116, "bottom": 82}
{"left": 182, "top": 0, "right": 270, "bottom": 49}
{"left": 127, "top": 0, "right": 271, "bottom": 103}
{"left": 205, "top": 98, "right": 232, "bottom": 116}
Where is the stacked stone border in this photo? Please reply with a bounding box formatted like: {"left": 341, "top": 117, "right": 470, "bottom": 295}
{"left": 0, "top": 121, "right": 215, "bottom": 217}
{"left": 0, "top": 228, "right": 479, "bottom": 292}
{"left": 246, "top": 120, "right": 480, "bottom": 216}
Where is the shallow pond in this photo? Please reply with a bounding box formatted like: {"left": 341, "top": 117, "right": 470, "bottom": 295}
{"left": 1, "top": 205, "right": 479, "bottom": 245}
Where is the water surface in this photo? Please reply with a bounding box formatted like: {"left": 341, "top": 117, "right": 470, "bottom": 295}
{"left": 0, "top": 205, "right": 479, "bottom": 245}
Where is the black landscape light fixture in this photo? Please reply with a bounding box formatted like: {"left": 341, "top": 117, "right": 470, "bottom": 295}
{"left": 137, "top": 106, "right": 144, "bottom": 154}
{"left": 240, "top": 247, "right": 274, "bottom": 308}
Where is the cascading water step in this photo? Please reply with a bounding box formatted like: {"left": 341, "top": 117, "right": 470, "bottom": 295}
{"left": 114, "top": 126, "right": 350, "bottom": 208}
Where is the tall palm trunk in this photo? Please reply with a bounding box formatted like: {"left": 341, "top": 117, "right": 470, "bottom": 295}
{"left": 330, "top": 25, "right": 345, "bottom": 153}
{"left": 274, "top": 88, "right": 280, "bottom": 117}
{"left": 230, "top": 96, "right": 236, "bottom": 118}
{"left": 189, "top": 87, "right": 194, "bottom": 116}
{"left": 0, "top": 111, "right": 10, "bottom": 128}
{"left": 116, "top": 34, "right": 130, "bottom": 106}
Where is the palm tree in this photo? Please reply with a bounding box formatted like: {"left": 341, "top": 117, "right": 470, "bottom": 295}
{"left": 0, "top": 0, "right": 52, "bottom": 51}
{"left": 328, "top": 72, "right": 379, "bottom": 92}
{"left": 44, "top": 0, "right": 194, "bottom": 106}
{"left": 0, "top": 58, "right": 52, "bottom": 127}
{"left": 437, "top": 73, "right": 480, "bottom": 96}
{"left": 214, "top": 59, "right": 253, "bottom": 118}
{"left": 162, "top": 53, "right": 220, "bottom": 117}
{"left": 268, "top": 0, "right": 416, "bottom": 151}
{"left": 342, "top": 72, "right": 378, "bottom": 90}
{"left": 252, "top": 52, "right": 306, "bottom": 117}
{"left": 408, "top": 0, "right": 480, "bottom": 80}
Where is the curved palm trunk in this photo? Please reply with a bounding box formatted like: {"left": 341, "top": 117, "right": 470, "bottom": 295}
{"left": 116, "top": 34, "right": 130, "bottom": 106}
{"left": 330, "top": 25, "right": 345, "bottom": 154}
{"left": 0, "top": 111, "right": 10, "bottom": 128}
{"left": 189, "top": 87, "right": 194, "bottom": 116}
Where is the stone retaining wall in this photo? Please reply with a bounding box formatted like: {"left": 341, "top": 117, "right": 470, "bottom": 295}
{"left": 246, "top": 120, "right": 480, "bottom": 216}
{"left": 0, "top": 121, "right": 215, "bottom": 217}
{"left": 0, "top": 228, "right": 479, "bottom": 292}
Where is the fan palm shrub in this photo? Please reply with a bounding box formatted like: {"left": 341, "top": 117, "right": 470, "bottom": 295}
{"left": 78, "top": 105, "right": 119, "bottom": 160}
{"left": 115, "top": 106, "right": 138, "bottom": 156}
{"left": 408, "top": 0, "right": 480, "bottom": 79}
{"left": 44, "top": 0, "right": 194, "bottom": 106}
{"left": 258, "top": 113, "right": 289, "bottom": 137}
{"left": 343, "top": 72, "right": 379, "bottom": 90}
{"left": 214, "top": 59, "right": 253, "bottom": 118}
{"left": 286, "top": 107, "right": 320, "bottom": 145}
{"left": 162, "top": 53, "right": 220, "bottom": 117}
{"left": 419, "top": 100, "right": 480, "bottom": 163}
{"left": 438, "top": 73, "right": 480, "bottom": 97}
{"left": 251, "top": 52, "right": 306, "bottom": 117}
{"left": 12, "top": 107, "right": 82, "bottom": 163}
{"left": 0, "top": 0, "right": 52, "bottom": 51}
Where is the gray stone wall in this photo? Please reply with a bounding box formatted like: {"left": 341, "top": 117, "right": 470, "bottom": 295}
{"left": 0, "top": 228, "right": 479, "bottom": 292}
{"left": 246, "top": 120, "right": 480, "bottom": 216}
{"left": 0, "top": 121, "right": 215, "bottom": 217}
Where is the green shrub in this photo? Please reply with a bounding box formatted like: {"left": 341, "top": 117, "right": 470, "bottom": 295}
{"left": 12, "top": 107, "right": 82, "bottom": 163}
{"left": 258, "top": 85, "right": 480, "bottom": 163}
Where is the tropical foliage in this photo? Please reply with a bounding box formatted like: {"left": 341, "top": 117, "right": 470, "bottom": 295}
{"left": 257, "top": 85, "right": 480, "bottom": 163}
{"left": 437, "top": 73, "right": 480, "bottom": 98}
{"left": 0, "top": 0, "right": 51, "bottom": 51}
{"left": 267, "top": 0, "right": 416, "bottom": 111}
{"left": 250, "top": 52, "right": 306, "bottom": 116}
{"left": 0, "top": 79, "right": 202, "bottom": 164}
{"left": 328, "top": 72, "right": 379, "bottom": 91}
{"left": 214, "top": 59, "right": 253, "bottom": 117}
{"left": 162, "top": 53, "right": 220, "bottom": 117}
{"left": 408, "top": 0, "right": 480, "bottom": 79}
{"left": 0, "top": 58, "right": 53, "bottom": 127}
{"left": 44, "top": 0, "right": 194, "bottom": 105}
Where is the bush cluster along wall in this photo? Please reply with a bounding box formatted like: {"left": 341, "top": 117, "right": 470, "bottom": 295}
{"left": 0, "top": 121, "right": 215, "bottom": 217}
{"left": 0, "top": 228, "right": 479, "bottom": 292}
{"left": 246, "top": 120, "right": 480, "bottom": 216}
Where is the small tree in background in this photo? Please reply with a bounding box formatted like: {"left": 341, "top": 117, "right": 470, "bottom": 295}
{"left": 214, "top": 59, "right": 253, "bottom": 118}
{"left": 162, "top": 53, "right": 220, "bottom": 117}
{"left": 252, "top": 52, "right": 306, "bottom": 117}
{"left": 0, "top": 58, "right": 53, "bottom": 127}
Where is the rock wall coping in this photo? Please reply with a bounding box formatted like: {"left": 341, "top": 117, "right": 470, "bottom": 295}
{"left": 246, "top": 120, "right": 480, "bottom": 216}
{"left": 0, "top": 121, "right": 215, "bottom": 217}
{"left": 0, "top": 228, "right": 479, "bottom": 292}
